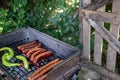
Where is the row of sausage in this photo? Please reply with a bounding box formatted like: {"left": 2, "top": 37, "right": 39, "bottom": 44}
{"left": 17, "top": 40, "right": 53, "bottom": 67}
{"left": 17, "top": 40, "right": 63, "bottom": 80}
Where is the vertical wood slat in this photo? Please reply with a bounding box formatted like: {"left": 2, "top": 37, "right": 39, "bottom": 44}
{"left": 106, "top": 0, "right": 120, "bottom": 71}
{"left": 93, "top": 7, "right": 105, "bottom": 65}
{"left": 94, "top": 32, "right": 103, "bottom": 64}
{"left": 82, "top": 18, "right": 91, "bottom": 59}
{"left": 80, "top": 0, "right": 91, "bottom": 59}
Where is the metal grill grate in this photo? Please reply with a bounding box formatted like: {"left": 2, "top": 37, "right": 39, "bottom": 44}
{"left": 0, "top": 38, "right": 61, "bottom": 80}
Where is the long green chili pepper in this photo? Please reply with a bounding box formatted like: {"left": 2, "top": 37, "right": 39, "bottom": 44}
{"left": 16, "top": 55, "right": 29, "bottom": 71}
{"left": 0, "top": 47, "right": 29, "bottom": 69}
{"left": 0, "top": 47, "right": 20, "bottom": 67}
{"left": 2, "top": 53, "right": 20, "bottom": 67}
{"left": 0, "top": 47, "right": 14, "bottom": 60}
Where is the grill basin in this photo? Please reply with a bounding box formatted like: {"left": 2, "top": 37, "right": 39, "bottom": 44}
{"left": 0, "top": 27, "right": 80, "bottom": 80}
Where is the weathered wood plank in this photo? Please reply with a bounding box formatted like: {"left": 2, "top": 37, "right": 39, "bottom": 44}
{"left": 106, "top": 26, "right": 119, "bottom": 71}
{"left": 79, "top": 0, "right": 91, "bottom": 43}
{"left": 82, "top": 18, "right": 91, "bottom": 59}
{"left": 94, "top": 7, "right": 105, "bottom": 65}
{"left": 80, "top": 57, "right": 120, "bottom": 80}
{"left": 85, "top": 0, "right": 112, "bottom": 11}
{"left": 94, "top": 31, "right": 103, "bottom": 65}
{"left": 82, "top": 9, "right": 120, "bottom": 25}
{"left": 106, "top": 0, "right": 120, "bottom": 71}
{"left": 80, "top": 0, "right": 91, "bottom": 59}
{"left": 87, "top": 19, "right": 120, "bottom": 53}
{"left": 73, "top": 0, "right": 112, "bottom": 20}
{"left": 79, "top": 0, "right": 83, "bottom": 44}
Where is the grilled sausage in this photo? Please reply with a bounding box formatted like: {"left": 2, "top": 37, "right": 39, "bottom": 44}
{"left": 21, "top": 45, "right": 41, "bottom": 54}
{"left": 20, "top": 43, "right": 41, "bottom": 51}
{"left": 30, "top": 48, "right": 47, "bottom": 61}
{"left": 32, "top": 60, "right": 62, "bottom": 80}
{"left": 30, "top": 59, "right": 62, "bottom": 80}
{"left": 17, "top": 40, "right": 39, "bottom": 50}
{"left": 33, "top": 51, "right": 53, "bottom": 64}
{"left": 28, "top": 58, "right": 60, "bottom": 80}
{"left": 38, "top": 74, "right": 47, "bottom": 80}
{"left": 26, "top": 48, "right": 41, "bottom": 58}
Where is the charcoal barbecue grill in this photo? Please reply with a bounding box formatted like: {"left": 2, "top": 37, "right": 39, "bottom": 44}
{"left": 0, "top": 27, "right": 81, "bottom": 80}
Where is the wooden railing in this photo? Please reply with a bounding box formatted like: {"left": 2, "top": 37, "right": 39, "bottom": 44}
{"left": 78, "top": 0, "right": 120, "bottom": 79}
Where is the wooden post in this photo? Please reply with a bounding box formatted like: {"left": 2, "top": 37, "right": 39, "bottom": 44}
{"left": 106, "top": 0, "right": 120, "bottom": 71}
{"left": 79, "top": 0, "right": 91, "bottom": 60}
{"left": 94, "top": 7, "right": 105, "bottom": 65}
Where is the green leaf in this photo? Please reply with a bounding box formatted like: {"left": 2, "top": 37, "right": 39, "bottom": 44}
{"left": 66, "top": 26, "right": 70, "bottom": 32}
{"left": 71, "top": 26, "right": 75, "bottom": 32}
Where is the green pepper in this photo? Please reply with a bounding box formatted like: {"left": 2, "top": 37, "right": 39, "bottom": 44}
{"left": 16, "top": 55, "right": 29, "bottom": 71}
{"left": 0, "top": 47, "right": 20, "bottom": 67}
{"left": 0, "top": 47, "right": 14, "bottom": 60}
{"left": 2, "top": 53, "right": 20, "bottom": 67}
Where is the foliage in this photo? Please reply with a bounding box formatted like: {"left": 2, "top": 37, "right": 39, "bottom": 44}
{"left": 0, "top": 0, "right": 28, "bottom": 33}
{"left": 0, "top": 9, "right": 8, "bottom": 33}
{"left": 0, "top": 0, "right": 80, "bottom": 47}
{"left": 26, "top": 0, "right": 80, "bottom": 46}
{"left": 48, "top": 0, "right": 79, "bottom": 46}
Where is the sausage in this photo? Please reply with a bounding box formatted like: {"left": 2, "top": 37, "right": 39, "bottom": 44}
{"left": 20, "top": 43, "right": 41, "bottom": 51}
{"left": 21, "top": 49, "right": 28, "bottom": 53}
{"left": 21, "top": 45, "right": 41, "bottom": 54}
{"left": 26, "top": 48, "right": 41, "bottom": 58}
{"left": 38, "top": 74, "right": 47, "bottom": 80}
{"left": 30, "top": 48, "right": 47, "bottom": 61}
{"left": 17, "top": 40, "right": 39, "bottom": 50}
{"left": 28, "top": 58, "right": 61, "bottom": 80}
{"left": 29, "top": 59, "right": 62, "bottom": 80}
{"left": 30, "top": 50, "right": 42, "bottom": 62}
{"left": 26, "top": 47, "right": 41, "bottom": 57}
{"left": 28, "top": 58, "right": 60, "bottom": 80}
{"left": 33, "top": 51, "right": 53, "bottom": 64}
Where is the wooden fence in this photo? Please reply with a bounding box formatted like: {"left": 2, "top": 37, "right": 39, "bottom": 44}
{"left": 78, "top": 0, "right": 120, "bottom": 79}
